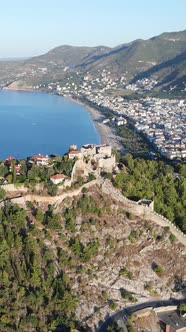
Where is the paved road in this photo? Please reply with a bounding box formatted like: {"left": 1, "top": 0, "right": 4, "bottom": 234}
{"left": 98, "top": 298, "right": 186, "bottom": 332}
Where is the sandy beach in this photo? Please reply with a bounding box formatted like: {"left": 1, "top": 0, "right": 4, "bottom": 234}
{"left": 65, "top": 95, "right": 124, "bottom": 151}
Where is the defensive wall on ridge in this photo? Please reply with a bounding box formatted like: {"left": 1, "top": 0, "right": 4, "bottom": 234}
{"left": 1, "top": 178, "right": 186, "bottom": 247}
{"left": 99, "top": 178, "right": 186, "bottom": 247}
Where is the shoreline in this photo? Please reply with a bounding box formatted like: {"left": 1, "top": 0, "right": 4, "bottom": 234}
{"left": 2, "top": 85, "right": 124, "bottom": 151}
{"left": 64, "top": 95, "right": 124, "bottom": 151}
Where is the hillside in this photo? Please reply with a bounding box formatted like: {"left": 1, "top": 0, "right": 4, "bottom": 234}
{"left": 1, "top": 30, "right": 186, "bottom": 92}
{"left": 28, "top": 45, "right": 111, "bottom": 67}
{"left": 81, "top": 31, "right": 186, "bottom": 81}
{"left": 131, "top": 50, "right": 186, "bottom": 91}
{"left": 0, "top": 147, "right": 186, "bottom": 331}
{"left": 0, "top": 182, "right": 186, "bottom": 331}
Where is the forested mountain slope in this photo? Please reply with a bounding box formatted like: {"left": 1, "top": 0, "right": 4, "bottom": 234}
{"left": 0, "top": 181, "right": 185, "bottom": 331}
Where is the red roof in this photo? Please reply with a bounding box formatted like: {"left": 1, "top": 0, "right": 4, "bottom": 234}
{"left": 31, "top": 154, "right": 48, "bottom": 160}
{"left": 50, "top": 174, "right": 67, "bottom": 180}
{"left": 5, "top": 156, "right": 15, "bottom": 162}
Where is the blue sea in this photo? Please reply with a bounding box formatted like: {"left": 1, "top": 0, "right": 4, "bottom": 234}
{"left": 0, "top": 90, "right": 100, "bottom": 159}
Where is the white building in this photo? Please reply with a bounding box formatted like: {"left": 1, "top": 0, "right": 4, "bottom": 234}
{"left": 29, "top": 154, "right": 49, "bottom": 166}
{"left": 68, "top": 150, "right": 82, "bottom": 159}
{"left": 50, "top": 174, "right": 67, "bottom": 185}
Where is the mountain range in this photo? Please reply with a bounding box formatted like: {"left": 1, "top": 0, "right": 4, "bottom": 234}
{"left": 1, "top": 30, "right": 186, "bottom": 93}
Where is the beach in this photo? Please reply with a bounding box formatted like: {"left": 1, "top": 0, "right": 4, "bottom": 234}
{"left": 65, "top": 95, "right": 124, "bottom": 151}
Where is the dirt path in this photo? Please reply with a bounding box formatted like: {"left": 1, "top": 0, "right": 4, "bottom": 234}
{"left": 2, "top": 178, "right": 186, "bottom": 248}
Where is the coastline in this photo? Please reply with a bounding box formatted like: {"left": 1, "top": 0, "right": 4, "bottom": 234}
{"left": 2, "top": 85, "right": 123, "bottom": 151}
{"left": 3, "top": 85, "right": 35, "bottom": 92}
{"left": 65, "top": 95, "right": 123, "bottom": 151}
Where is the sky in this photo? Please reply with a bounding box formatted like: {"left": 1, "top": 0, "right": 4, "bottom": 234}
{"left": 0, "top": 0, "right": 186, "bottom": 58}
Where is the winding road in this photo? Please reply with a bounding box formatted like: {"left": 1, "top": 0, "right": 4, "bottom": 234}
{"left": 98, "top": 298, "right": 186, "bottom": 332}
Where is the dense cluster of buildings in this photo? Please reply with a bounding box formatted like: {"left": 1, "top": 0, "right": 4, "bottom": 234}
{"left": 125, "top": 78, "right": 158, "bottom": 92}
{"left": 93, "top": 95, "right": 186, "bottom": 160}
{"left": 47, "top": 70, "right": 186, "bottom": 161}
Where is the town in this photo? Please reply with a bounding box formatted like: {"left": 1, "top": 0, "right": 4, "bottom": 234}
{"left": 29, "top": 68, "right": 186, "bottom": 161}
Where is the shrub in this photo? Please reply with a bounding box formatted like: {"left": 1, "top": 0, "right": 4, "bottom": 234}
{"left": 169, "top": 233, "right": 176, "bottom": 243}
{"left": 178, "top": 303, "right": 186, "bottom": 316}
{"left": 144, "top": 282, "right": 158, "bottom": 295}
{"left": 152, "top": 263, "right": 164, "bottom": 276}
{"left": 88, "top": 173, "right": 96, "bottom": 181}
{"left": 26, "top": 201, "right": 34, "bottom": 209}
{"left": 120, "top": 289, "right": 137, "bottom": 302}
{"left": 99, "top": 290, "right": 108, "bottom": 304}
{"left": 94, "top": 306, "right": 101, "bottom": 313}
{"left": 35, "top": 208, "right": 44, "bottom": 222}
{"left": 47, "top": 183, "right": 57, "bottom": 196}
{"left": 128, "top": 230, "right": 138, "bottom": 243}
{"left": 109, "top": 301, "right": 118, "bottom": 310}
{"left": 126, "top": 315, "right": 135, "bottom": 332}
{"left": 119, "top": 268, "right": 133, "bottom": 279}
{"left": 0, "top": 187, "right": 6, "bottom": 201}
{"left": 81, "top": 187, "right": 88, "bottom": 193}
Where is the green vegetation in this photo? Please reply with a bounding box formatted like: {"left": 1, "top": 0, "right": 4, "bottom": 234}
{"left": 120, "top": 289, "right": 137, "bottom": 303}
{"left": 152, "top": 263, "right": 164, "bottom": 276}
{"left": 126, "top": 315, "right": 135, "bottom": 332}
{"left": 77, "top": 194, "right": 106, "bottom": 216}
{"left": 128, "top": 230, "right": 138, "bottom": 243}
{"left": 109, "top": 301, "right": 118, "bottom": 310}
{"left": 106, "top": 321, "right": 124, "bottom": 332}
{"left": 169, "top": 233, "right": 177, "bottom": 243}
{"left": 113, "top": 154, "right": 186, "bottom": 233}
{"left": 118, "top": 123, "right": 150, "bottom": 157}
{"left": 119, "top": 268, "right": 133, "bottom": 279}
{"left": 99, "top": 290, "right": 108, "bottom": 304}
{"left": 1, "top": 30, "right": 186, "bottom": 95}
{"left": 178, "top": 303, "right": 186, "bottom": 316}
{"left": 46, "top": 183, "right": 58, "bottom": 196}
{"left": 144, "top": 282, "right": 158, "bottom": 296}
{"left": 0, "top": 155, "right": 75, "bottom": 190}
{"left": 0, "top": 202, "right": 78, "bottom": 331}
{"left": 0, "top": 187, "right": 6, "bottom": 200}
{"left": 69, "top": 237, "right": 99, "bottom": 262}
{"left": 0, "top": 163, "right": 9, "bottom": 177}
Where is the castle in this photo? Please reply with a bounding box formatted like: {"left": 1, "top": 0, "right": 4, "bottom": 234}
{"left": 80, "top": 144, "right": 116, "bottom": 173}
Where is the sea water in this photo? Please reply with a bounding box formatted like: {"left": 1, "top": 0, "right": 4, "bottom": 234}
{"left": 0, "top": 90, "right": 100, "bottom": 159}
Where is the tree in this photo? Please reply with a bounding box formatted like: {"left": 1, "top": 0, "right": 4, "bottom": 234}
{"left": 0, "top": 187, "right": 6, "bottom": 201}
{"left": 0, "top": 163, "right": 9, "bottom": 177}
{"left": 0, "top": 202, "right": 79, "bottom": 331}
{"left": 47, "top": 183, "right": 57, "bottom": 196}
{"left": 178, "top": 303, "right": 186, "bottom": 316}
{"left": 11, "top": 160, "right": 17, "bottom": 183}
{"left": 107, "top": 322, "right": 123, "bottom": 332}
{"left": 35, "top": 208, "right": 44, "bottom": 222}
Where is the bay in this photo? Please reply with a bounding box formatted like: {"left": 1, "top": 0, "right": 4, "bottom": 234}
{"left": 0, "top": 90, "right": 100, "bottom": 159}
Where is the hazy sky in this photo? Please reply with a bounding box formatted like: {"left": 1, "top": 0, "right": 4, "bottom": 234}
{"left": 0, "top": 0, "right": 186, "bottom": 57}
